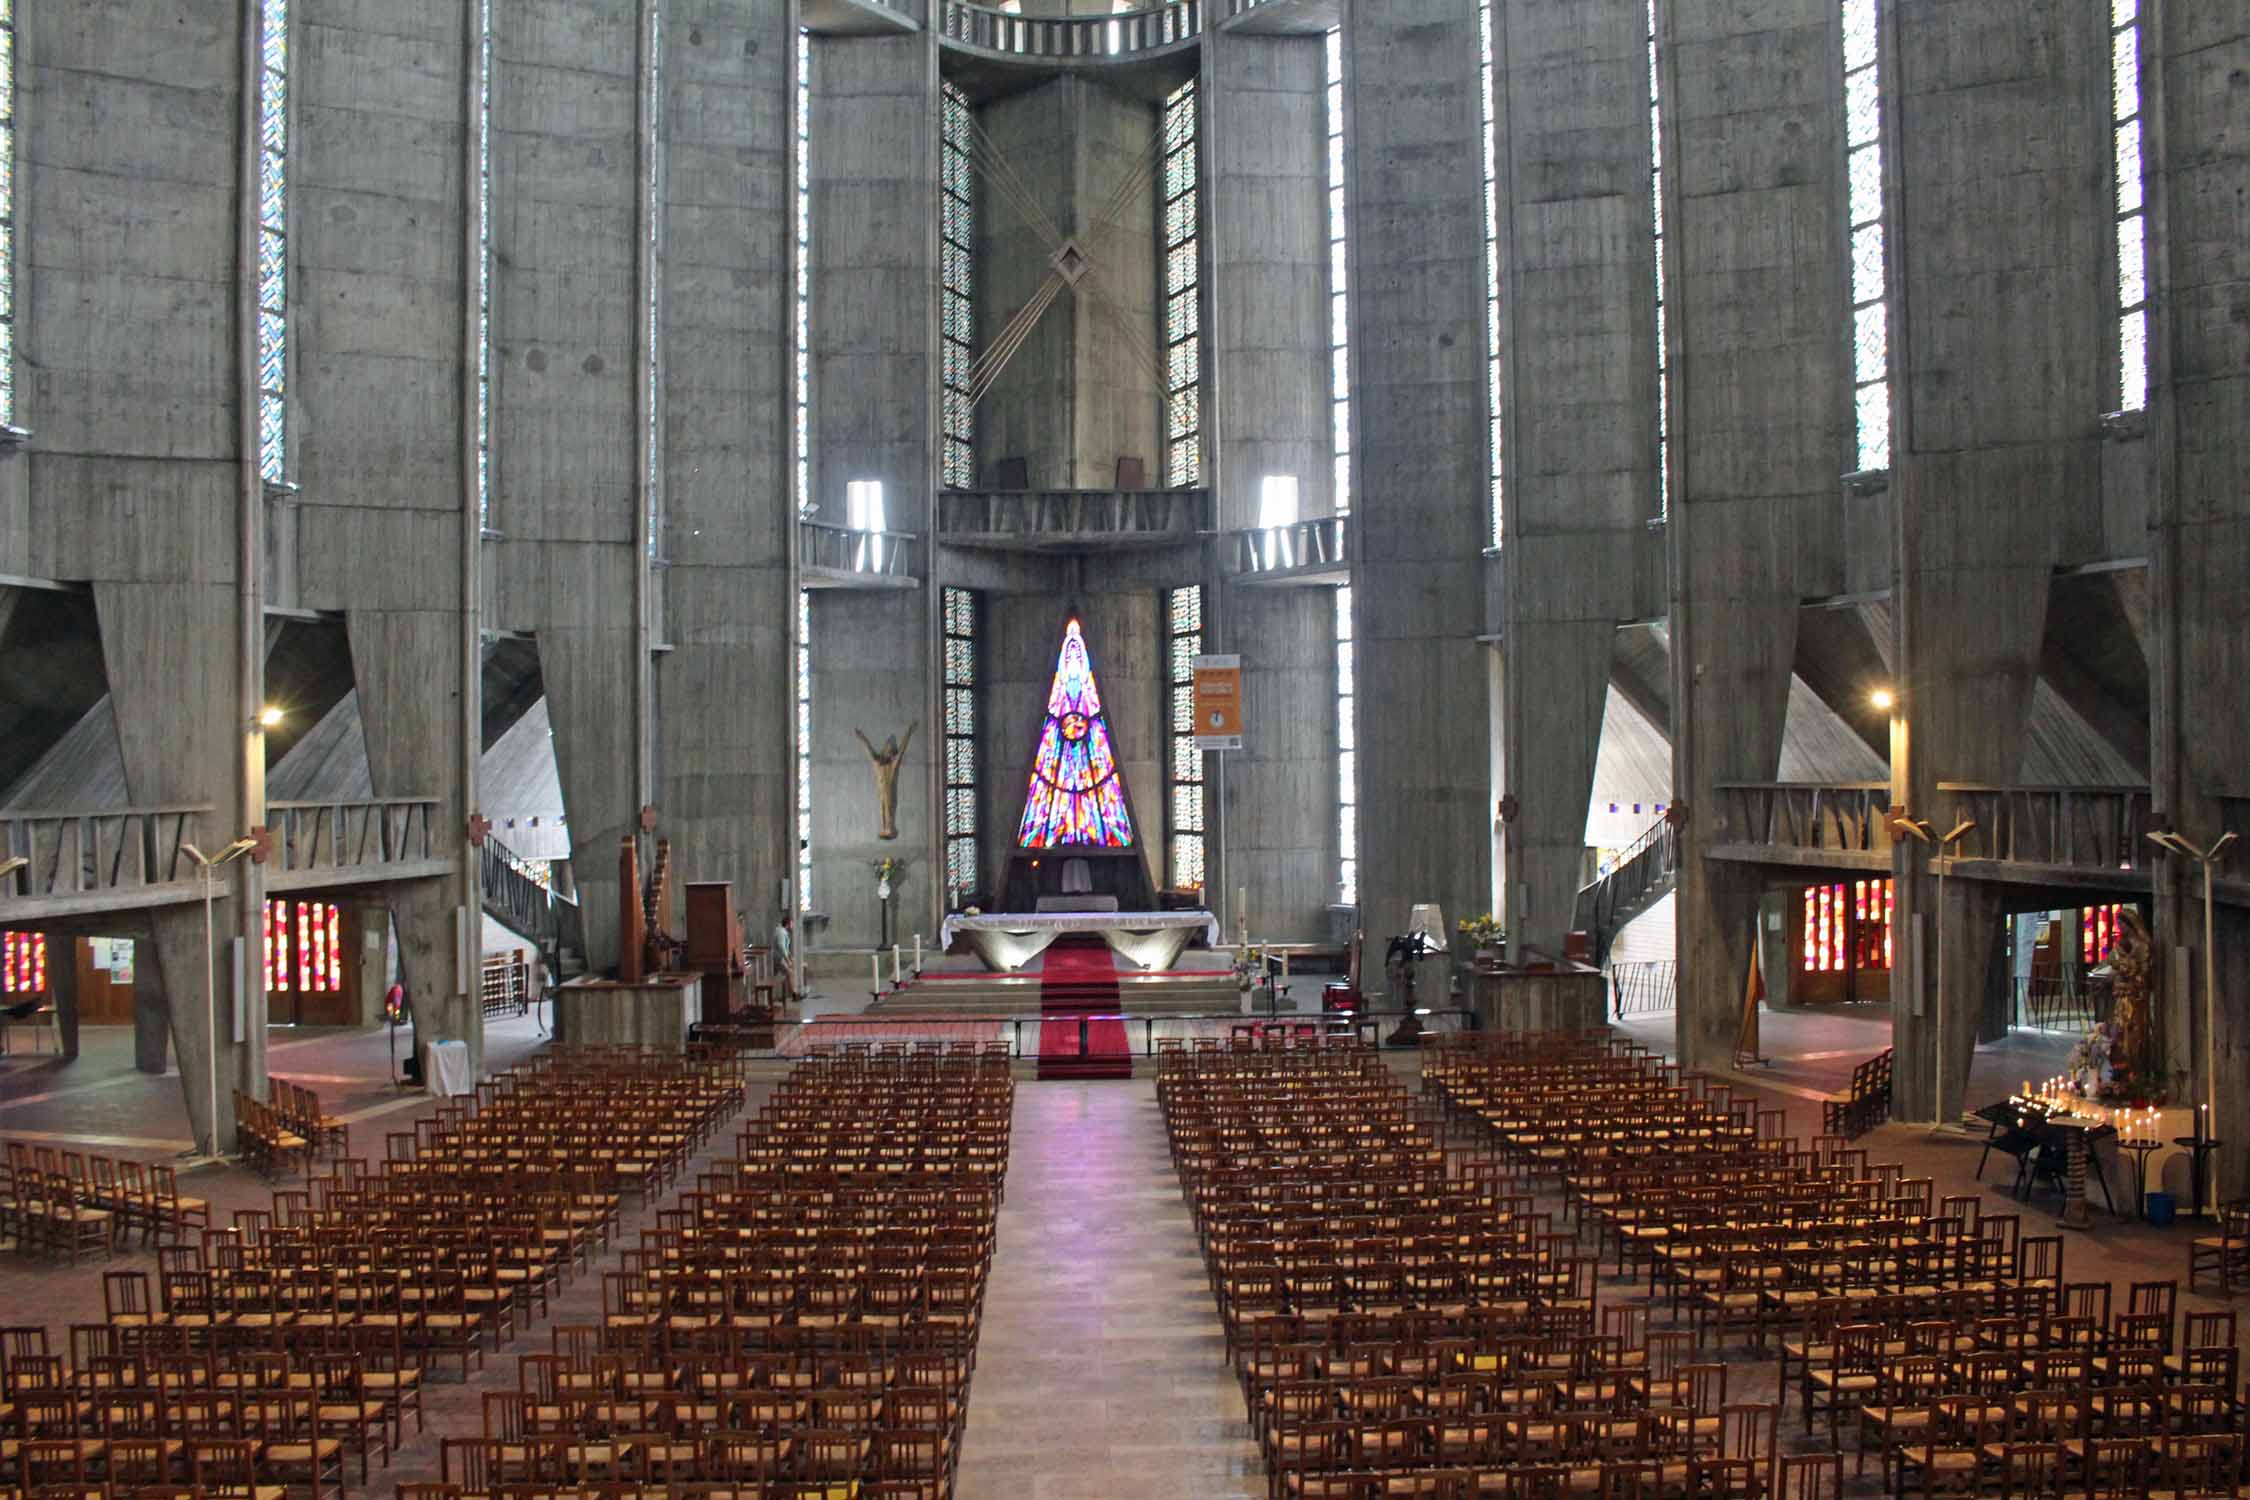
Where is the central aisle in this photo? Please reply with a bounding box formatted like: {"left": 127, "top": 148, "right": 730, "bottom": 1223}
{"left": 953, "top": 1078, "right": 1263, "bottom": 1499}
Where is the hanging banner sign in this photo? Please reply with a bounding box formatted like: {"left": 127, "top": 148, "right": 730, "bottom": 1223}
{"left": 1193, "top": 654, "right": 1243, "bottom": 750}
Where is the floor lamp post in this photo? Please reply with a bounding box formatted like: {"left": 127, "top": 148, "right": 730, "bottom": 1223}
{"left": 2149, "top": 829, "right": 2238, "bottom": 1149}
{"left": 180, "top": 837, "right": 258, "bottom": 1161}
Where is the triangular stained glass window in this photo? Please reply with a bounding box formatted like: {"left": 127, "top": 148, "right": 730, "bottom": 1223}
{"left": 1016, "top": 617, "right": 1136, "bottom": 850}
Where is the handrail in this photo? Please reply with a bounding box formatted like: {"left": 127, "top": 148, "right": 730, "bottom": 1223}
{"left": 267, "top": 797, "right": 440, "bottom": 876}
{"left": 1608, "top": 960, "right": 1676, "bottom": 1018}
{"left": 1228, "top": 516, "right": 1347, "bottom": 577}
{"left": 937, "top": 487, "right": 1210, "bottom": 544}
{"left": 0, "top": 806, "right": 213, "bottom": 900}
{"left": 1934, "top": 783, "right": 2153, "bottom": 872}
{"left": 1572, "top": 816, "right": 1678, "bottom": 966}
{"left": 937, "top": 0, "right": 1200, "bottom": 59}
{"left": 797, "top": 521, "right": 923, "bottom": 582}
{"left": 755, "top": 1005, "right": 1474, "bottom": 1058}
{"left": 1713, "top": 781, "right": 1891, "bottom": 854}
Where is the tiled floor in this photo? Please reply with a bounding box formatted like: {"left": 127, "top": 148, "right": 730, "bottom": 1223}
{"left": 0, "top": 1008, "right": 2242, "bottom": 1498}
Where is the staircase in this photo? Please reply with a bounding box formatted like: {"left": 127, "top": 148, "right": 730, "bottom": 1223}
{"left": 479, "top": 836, "right": 586, "bottom": 998}
{"left": 1573, "top": 817, "right": 1680, "bottom": 970}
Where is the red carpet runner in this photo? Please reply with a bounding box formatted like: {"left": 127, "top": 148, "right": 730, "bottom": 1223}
{"left": 1036, "top": 934, "right": 1133, "bottom": 1080}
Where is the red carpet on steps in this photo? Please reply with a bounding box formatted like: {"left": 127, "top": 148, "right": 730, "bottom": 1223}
{"left": 1036, "top": 934, "right": 1133, "bottom": 1080}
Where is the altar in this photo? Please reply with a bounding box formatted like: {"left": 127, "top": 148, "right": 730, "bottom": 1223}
{"left": 941, "top": 910, "right": 1219, "bottom": 972}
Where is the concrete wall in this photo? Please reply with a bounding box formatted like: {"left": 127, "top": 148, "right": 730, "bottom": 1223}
{"left": 975, "top": 76, "right": 1161, "bottom": 491}
{"left": 1491, "top": 0, "right": 1656, "bottom": 961}
{"left": 810, "top": 589, "right": 933, "bottom": 947}
{"left": 1663, "top": 0, "right": 1846, "bottom": 1066}
{"left": 1343, "top": 0, "right": 1494, "bottom": 951}
{"left": 1215, "top": 587, "right": 1338, "bottom": 941}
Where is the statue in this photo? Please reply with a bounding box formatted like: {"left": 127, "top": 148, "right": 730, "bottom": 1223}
{"left": 2108, "top": 907, "right": 2158, "bottom": 1092}
{"left": 855, "top": 723, "right": 917, "bottom": 841}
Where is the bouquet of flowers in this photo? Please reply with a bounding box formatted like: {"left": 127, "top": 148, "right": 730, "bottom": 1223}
{"left": 2066, "top": 1019, "right": 2135, "bottom": 1101}
{"left": 1457, "top": 913, "right": 1505, "bottom": 949}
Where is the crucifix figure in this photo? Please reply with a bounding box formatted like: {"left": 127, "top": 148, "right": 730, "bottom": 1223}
{"left": 855, "top": 723, "right": 917, "bottom": 841}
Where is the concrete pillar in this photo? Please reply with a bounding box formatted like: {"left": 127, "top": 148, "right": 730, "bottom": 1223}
{"left": 2149, "top": 3, "right": 2250, "bottom": 1191}
{"left": 49, "top": 936, "right": 81, "bottom": 1061}
{"left": 130, "top": 926, "right": 173, "bottom": 1076}
{"left": 1490, "top": 0, "right": 1658, "bottom": 960}
{"left": 653, "top": 2, "right": 797, "bottom": 948}
{"left": 1887, "top": 0, "right": 2110, "bottom": 1122}
{"left": 1342, "top": 0, "right": 1494, "bottom": 952}
{"left": 489, "top": 0, "right": 648, "bottom": 973}
{"left": 1663, "top": 0, "right": 1848, "bottom": 1069}
{"left": 1205, "top": 29, "right": 1339, "bottom": 940}
{"left": 349, "top": 612, "right": 478, "bottom": 1070}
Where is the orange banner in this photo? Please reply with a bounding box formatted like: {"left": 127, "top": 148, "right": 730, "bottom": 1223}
{"left": 1192, "top": 655, "right": 1243, "bottom": 750}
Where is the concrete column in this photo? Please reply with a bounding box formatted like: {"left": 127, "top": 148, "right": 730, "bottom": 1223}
{"left": 1887, "top": 0, "right": 2110, "bottom": 1122}
{"left": 1205, "top": 29, "right": 1339, "bottom": 940}
{"left": 1663, "top": 0, "right": 1848, "bottom": 1067}
{"left": 806, "top": 30, "right": 935, "bottom": 948}
{"left": 1491, "top": 0, "right": 1658, "bottom": 960}
{"left": 489, "top": 0, "right": 647, "bottom": 973}
{"left": 653, "top": 2, "right": 797, "bottom": 944}
{"left": 49, "top": 935, "right": 80, "bottom": 1061}
{"left": 293, "top": 0, "right": 482, "bottom": 1069}
{"left": 2149, "top": 3, "right": 2250, "bottom": 1191}
{"left": 1342, "top": 0, "right": 1494, "bottom": 951}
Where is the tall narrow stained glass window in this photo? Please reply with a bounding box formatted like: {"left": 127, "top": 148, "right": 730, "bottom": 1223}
{"left": 1166, "top": 587, "right": 1205, "bottom": 890}
{"left": 2111, "top": 0, "right": 2148, "bottom": 413}
{"left": 0, "top": 0, "right": 17, "bottom": 428}
{"left": 1161, "top": 80, "right": 1200, "bottom": 489}
{"left": 1016, "top": 618, "right": 1136, "bottom": 850}
{"left": 643, "top": 8, "right": 663, "bottom": 558}
{"left": 796, "top": 590, "right": 813, "bottom": 911}
{"left": 941, "top": 83, "right": 976, "bottom": 489}
{"left": 1, "top": 933, "right": 44, "bottom": 995}
{"left": 475, "top": 0, "right": 492, "bottom": 527}
{"left": 1647, "top": 0, "right": 1670, "bottom": 518}
{"left": 943, "top": 588, "right": 979, "bottom": 905}
{"left": 257, "top": 0, "right": 291, "bottom": 481}
{"left": 1326, "top": 31, "right": 1358, "bottom": 908}
{"left": 1842, "top": 0, "right": 1892, "bottom": 472}
{"left": 795, "top": 29, "right": 812, "bottom": 514}
{"left": 1476, "top": 3, "right": 1501, "bottom": 541}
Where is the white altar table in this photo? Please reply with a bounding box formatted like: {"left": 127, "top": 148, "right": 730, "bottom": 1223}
{"left": 939, "top": 910, "right": 1220, "bottom": 972}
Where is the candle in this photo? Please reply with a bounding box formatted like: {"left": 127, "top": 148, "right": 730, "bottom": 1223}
{"left": 872, "top": 954, "right": 882, "bottom": 994}
{"left": 892, "top": 945, "right": 902, "bottom": 985}
{"left": 914, "top": 933, "right": 923, "bottom": 972}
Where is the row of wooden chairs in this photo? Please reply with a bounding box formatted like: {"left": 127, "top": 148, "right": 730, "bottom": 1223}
{"left": 1, "top": 1140, "right": 209, "bottom": 1260}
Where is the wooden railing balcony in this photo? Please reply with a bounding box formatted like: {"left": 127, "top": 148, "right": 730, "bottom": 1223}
{"left": 938, "top": 0, "right": 1201, "bottom": 58}
{"left": 938, "top": 487, "right": 1209, "bottom": 550}
{"left": 1226, "top": 517, "right": 1348, "bottom": 581}
{"left": 266, "top": 798, "right": 446, "bottom": 888}
{"left": 1714, "top": 782, "right": 1891, "bottom": 857}
{"left": 799, "top": 522, "right": 923, "bottom": 587}
{"left": 0, "top": 806, "right": 212, "bottom": 913}
{"left": 1936, "top": 783, "right": 2154, "bottom": 872}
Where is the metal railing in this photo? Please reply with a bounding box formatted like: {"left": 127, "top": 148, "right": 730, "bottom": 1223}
{"left": 2015, "top": 974, "right": 2105, "bottom": 1034}
{"left": 1936, "top": 783, "right": 2153, "bottom": 872}
{"left": 1609, "top": 961, "right": 1676, "bottom": 1018}
{"left": 479, "top": 833, "right": 583, "bottom": 990}
{"left": 937, "top": 487, "right": 1210, "bottom": 545}
{"left": 740, "top": 1006, "right": 1472, "bottom": 1060}
{"left": 1715, "top": 782, "right": 1891, "bottom": 854}
{"left": 1227, "top": 517, "right": 1348, "bottom": 578}
{"left": 0, "top": 805, "right": 211, "bottom": 902}
{"left": 937, "top": 0, "right": 1200, "bottom": 58}
{"left": 798, "top": 522, "right": 923, "bottom": 583}
{"left": 1574, "top": 816, "right": 1679, "bottom": 966}
{"left": 266, "top": 798, "right": 440, "bottom": 878}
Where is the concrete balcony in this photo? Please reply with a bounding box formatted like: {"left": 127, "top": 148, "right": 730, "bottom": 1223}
{"left": 1224, "top": 517, "right": 1347, "bottom": 584}
{"left": 0, "top": 805, "right": 212, "bottom": 919}
{"left": 938, "top": 1, "right": 1202, "bottom": 61}
{"left": 800, "top": 522, "right": 924, "bottom": 589}
{"left": 1216, "top": 0, "right": 1340, "bottom": 34}
{"left": 938, "top": 488, "right": 1209, "bottom": 552}
{"left": 1935, "top": 784, "right": 2153, "bottom": 876}
{"left": 265, "top": 798, "right": 453, "bottom": 892}
{"left": 803, "top": 0, "right": 920, "bottom": 35}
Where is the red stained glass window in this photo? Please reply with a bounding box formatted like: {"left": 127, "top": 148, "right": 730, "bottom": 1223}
{"left": 2, "top": 933, "right": 46, "bottom": 994}
{"left": 265, "top": 900, "right": 342, "bottom": 992}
